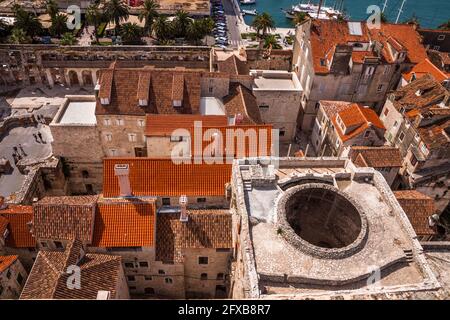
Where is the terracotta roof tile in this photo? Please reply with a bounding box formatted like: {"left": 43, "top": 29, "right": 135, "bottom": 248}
{"left": 0, "top": 205, "right": 34, "bottom": 248}
{"left": 403, "top": 59, "right": 449, "bottom": 83}
{"left": 145, "top": 114, "right": 228, "bottom": 136}
{"left": 32, "top": 195, "right": 98, "bottom": 243}
{"left": 92, "top": 197, "right": 156, "bottom": 248}
{"left": 20, "top": 239, "right": 123, "bottom": 299}
{"left": 156, "top": 209, "right": 232, "bottom": 264}
{"left": 0, "top": 255, "right": 18, "bottom": 273}
{"left": 172, "top": 74, "right": 184, "bottom": 101}
{"left": 103, "top": 158, "right": 231, "bottom": 198}
{"left": 394, "top": 190, "right": 436, "bottom": 236}
{"left": 217, "top": 55, "right": 250, "bottom": 75}
{"left": 350, "top": 146, "right": 402, "bottom": 168}
{"left": 0, "top": 216, "right": 8, "bottom": 237}
{"left": 223, "top": 83, "right": 262, "bottom": 124}
{"left": 137, "top": 71, "right": 151, "bottom": 101}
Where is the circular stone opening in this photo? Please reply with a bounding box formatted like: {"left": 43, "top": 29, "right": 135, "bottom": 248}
{"left": 285, "top": 186, "right": 362, "bottom": 248}
{"left": 278, "top": 183, "right": 368, "bottom": 258}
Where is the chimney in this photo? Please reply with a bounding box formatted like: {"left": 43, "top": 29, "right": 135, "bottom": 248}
{"left": 114, "top": 164, "right": 132, "bottom": 197}
{"left": 179, "top": 195, "right": 188, "bottom": 222}
{"left": 0, "top": 196, "right": 6, "bottom": 210}
{"left": 96, "top": 291, "right": 111, "bottom": 300}
{"left": 235, "top": 113, "right": 244, "bottom": 125}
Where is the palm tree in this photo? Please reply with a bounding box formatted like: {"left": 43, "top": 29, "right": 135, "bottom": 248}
{"left": 251, "top": 12, "right": 275, "bottom": 38}
{"left": 120, "top": 22, "right": 142, "bottom": 44}
{"left": 60, "top": 32, "right": 77, "bottom": 45}
{"left": 86, "top": 4, "right": 104, "bottom": 43}
{"left": 153, "top": 15, "right": 171, "bottom": 40}
{"left": 45, "top": 0, "right": 59, "bottom": 20}
{"left": 292, "top": 12, "right": 308, "bottom": 26}
{"left": 264, "top": 34, "right": 281, "bottom": 49}
{"left": 104, "top": 0, "right": 129, "bottom": 36}
{"left": 173, "top": 10, "right": 190, "bottom": 38}
{"left": 438, "top": 20, "right": 450, "bottom": 30}
{"left": 13, "top": 5, "right": 42, "bottom": 38}
{"left": 138, "top": 0, "right": 160, "bottom": 37}
{"left": 50, "top": 13, "right": 68, "bottom": 37}
{"left": 9, "top": 28, "right": 31, "bottom": 44}
{"left": 199, "top": 17, "right": 214, "bottom": 35}
{"left": 186, "top": 20, "right": 204, "bottom": 43}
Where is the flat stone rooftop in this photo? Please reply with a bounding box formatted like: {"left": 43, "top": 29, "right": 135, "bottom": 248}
{"left": 57, "top": 101, "right": 96, "bottom": 125}
{"left": 251, "top": 70, "right": 302, "bottom": 91}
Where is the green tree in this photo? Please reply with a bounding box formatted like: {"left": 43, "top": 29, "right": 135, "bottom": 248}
{"left": 86, "top": 4, "right": 104, "bottom": 43}
{"left": 173, "top": 10, "right": 190, "bottom": 38}
{"left": 60, "top": 32, "right": 77, "bottom": 45}
{"left": 186, "top": 19, "right": 204, "bottom": 43}
{"left": 104, "top": 0, "right": 129, "bottom": 36}
{"left": 153, "top": 15, "right": 171, "bottom": 40}
{"left": 251, "top": 12, "right": 275, "bottom": 38}
{"left": 292, "top": 12, "right": 308, "bottom": 26}
{"left": 50, "top": 13, "right": 68, "bottom": 37}
{"left": 438, "top": 20, "right": 450, "bottom": 30}
{"left": 120, "top": 22, "right": 142, "bottom": 44}
{"left": 264, "top": 34, "right": 281, "bottom": 49}
{"left": 8, "top": 28, "right": 31, "bottom": 44}
{"left": 13, "top": 5, "right": 42, "bottom": 38}
{"left": 46, "top": 0, "right": 59, "bottom": 19}
{"left": 199, "top": 17, "right": 214, "bottom": 35}
{"left": 138, "top": 0, "right": 160, "bottom": 36}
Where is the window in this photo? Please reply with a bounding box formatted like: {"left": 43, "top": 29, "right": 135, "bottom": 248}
{"left": 6, "top": 270, "right": 11, "bottom": 279}
{"left": 144, "top": 275, "right": 152, "bottom": 281}
{"left": 420, "top": 143, "right": 428, "bottom": 154}
{"left": 335, "top": 140, "right": 340, "bottom": 148}
{"left": 144, "top": 287, "right": 155, "bottom": 294}
{"left": 109, "top": 149, "right": 117, "bottom": 157}
{"left": 129, "top": 286, "right": 136, "bottom": 290}
{"left": 170, "top": 136, "right": 183, "bottom": 142}
{"left": 173, "top": 100, "right": 182, "bottom": 107}
{"left": 259, "top": 104, "right": 269, "bottom": 109}
{"left": 127, "top": 276, "right": 136, "bottom": 282}
{"left": 437, "top": 35, "right": 445, "bottom": 41}
{"left": 410, "top": 153, "right": 418, "bottom": 166}
{"left": 364, "top": 131, "right": 370, "bottom": 138}
{"left": 128, "top": 133, "right": 137, "bottom": 142}
{"left": 116, "top": 119, "right": 124, "bottom": 126}
{"left": 217, "top": 273, "right": 224, "bottom": 280}
{"left": 165, "top": 277, "right": 173, "bottom": 284}
{"left": 197, "top": 198, "right": 206, "bottom": 203}
{"left": 383, "top": 65, "right": 391, "bottom": 75}
{"left": 139, "top": 261, "right": 149, "bottom": 268}
{"left": 320, "top": 58, "right": 326, "bottom": 66}
{"left": 162, "top": 198, "right": 170, "bottom": 206}
{"left": 104, "top": 133, "right": 112, "bottom": 142}
{"left": 81, "top": 170, "right": 89, "bottom": 178}
{"left": 433, "top": 45, "right": 440, "bottom": 51}
{"left": 208, "top": 87, "right": 213, "bottom": 93}
{"left": 158, "top": 269, "right": 165, "bottom": 275}
{"left": 137, "top": 119, "right": 145, "bottom": 127}
{"left": 0, "top": 285, "right": 3, "bottom": 295}
{"left": 103, "top": 119, "right": 111, "bottom": 126}
{"left": 200, "top": 273, "right": 208, "bottom": 280}
{"left": 398, "top": 131, "right": 405, "bottom": 142}
{"left": 279, "top": 130, "right": 285, "bottom": 137}
{"left": 17, "top": 273, "right": 24, "bottom": 285}
{"left": 40, "top": 241, "right": 47, "bottom": 248}
{"left": 100, "top": 98, "right": 109, "bottom": 105}
{"left": 414, "top": 133, "right": 420, "bottom": 141}
{"left": 377, "top": 84, "right": 383, "bottom": 93}
{"left": 124, "top": 262, "right": 135, "bottom": 269}
{"left": 198, "top": 257, "right": 209, "bottom": 265}
{"left": 393, "top": 121, "right": 398, "bottom": 128}
{"left": 383, "top": 108, "right": 389, "bottom": 117}
{"left": 54, "top": 241, "right": 63, "bottom": 249}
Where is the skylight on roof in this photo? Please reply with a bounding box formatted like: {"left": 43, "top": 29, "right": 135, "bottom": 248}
{"left": 348, "top": 22, "right": 363, "bottom": 36}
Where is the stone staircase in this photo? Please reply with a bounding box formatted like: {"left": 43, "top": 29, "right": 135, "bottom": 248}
{"left": 403, "top": 249, "right": 414, "bottom": 263}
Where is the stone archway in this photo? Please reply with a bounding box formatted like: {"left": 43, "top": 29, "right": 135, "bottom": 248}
{"left": 82, "top": 70, "right": 93, "bottom": 86}
{"left": 68, "top": 70, "right": 79, "bottom": 86}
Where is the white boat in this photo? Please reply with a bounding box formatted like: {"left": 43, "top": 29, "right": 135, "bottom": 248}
{"left": 240, "top": 0, "right": 256, "bottom": 4}
{"left": 242, "top": 9, "right": 257, "bottom": 15}
{"left": 284, "top": 1, "right": 344, "bottom": 20}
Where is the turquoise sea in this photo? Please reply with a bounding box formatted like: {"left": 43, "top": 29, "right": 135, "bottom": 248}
{"left": 240, "top": 0, "right": 450, "bottom": 29}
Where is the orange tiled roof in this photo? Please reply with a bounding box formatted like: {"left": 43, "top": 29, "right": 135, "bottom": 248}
{"left": 92, "top": 197, "right": 156, "bottom": 248}
{"left": 350, "top": 146, "right": 402, "bottom": 168}
{"left": 0, "top": 205, "right": 34, "bottom": 248}
{"left": 223, "top": 83, "right": 262, "bottom": 124}
{"left": 103, "top": 158, "right": 232, "bottom": 198}
{"left": 145, "top": 114, "right": 228, "bottom": 136}
{"left": 394, "top": 190, "right": 436, "bottom": 236}
{"left": 403, "top": 59, "right": 449, "bottom": 83}
{"left": 331, "top": 103, "right": 385, "bottom": 142}
{"left": 217, "top": 54, "right": 250, "bottom": 75}
{"left": 0, "top": 255, "right": 18, "bottom": 273}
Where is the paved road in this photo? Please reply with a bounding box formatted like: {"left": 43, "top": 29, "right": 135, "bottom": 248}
{"left": 222, "top": 0, "right": 243, "bottom": 48}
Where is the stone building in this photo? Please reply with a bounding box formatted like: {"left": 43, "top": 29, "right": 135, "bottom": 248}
{"left": 418, "top": 29, "right": 450, "bottom": 53}
{"left": 311, "top": 101, "right": 386, "bottom": 156}
{"left": 292, "top": 19, "right": 428, "bottom": 131}
{"left": 401, "top": 58, "right": 449, "bottom": 89}
{"left": 0, "top": 255, "right": 27, "bottom": 299}
{"left": 394, "top": 190, "right": 439, "bottom": 241}
{"left": 345, "top": 146, "right": 402, "bottom": 187}
{"left": 230, "top": 157, "right": 440, "bottom": 299}
{"left": 20, "top": 239, "right": 130, "bottom": 300}
{"left": 379, "top": 74, "right": 450, "bottom": 212}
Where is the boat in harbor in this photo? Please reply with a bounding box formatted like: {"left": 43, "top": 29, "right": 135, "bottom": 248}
{"left": 240, "top": 0, "right": 256, "bottom": 4}
{"left": 283, "top": 0, "right": 345, "bottom": 20}
{"left": 242, "top": 9, "right": 258, "bottom": 16}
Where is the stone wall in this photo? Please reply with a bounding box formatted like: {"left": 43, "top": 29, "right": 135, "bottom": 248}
{"left": 0, "top": 258, "right": 28, "bottom": 299}
{"left": 245, "top": 49, "right": 292, "bottom": 71}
